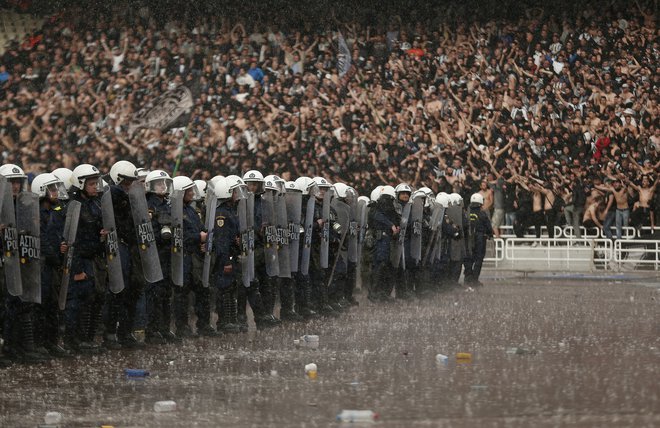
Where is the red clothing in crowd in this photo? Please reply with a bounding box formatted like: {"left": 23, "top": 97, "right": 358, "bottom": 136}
{"left": 593, "top": 136, "right": 611, "bottom": 162}
{"left": 407, "top": 47, "right": 424, "bottom": 58}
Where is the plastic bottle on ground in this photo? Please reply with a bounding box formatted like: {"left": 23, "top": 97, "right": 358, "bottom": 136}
{"left": 336, "top": 410, "right": 378, "bottom": 422}
{"left": 124, "top": 368, "right": 150, "bottom": 378}
{"left": 44, "top": 411, "right": 62, "bottom": 424}
{"left": 154, "top": 400, "right": 177, "bottom": 412}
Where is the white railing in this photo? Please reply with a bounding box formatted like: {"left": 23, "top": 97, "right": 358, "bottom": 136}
{"left": 598, "top": 226, "right": 637, "bottom": 240}
{"left": 561, "top": 226, "right": 602, "bottom": 239}
{"left": 496, "top": 224, "right": 640, "bottom": 240}
{"left": 497, "top": 225, "right": 563, "bottom": 239}
{"left": 502, "top": 237, "right": 613, "bottom": 271}
{"left": 614, "top": 240, "right": 660, "bottom": 271}
{"left": 637, "top": 227, "right": 660, "bottom": 238}
{"left": 484, "top": 238, "right": 505, "bottom": 267}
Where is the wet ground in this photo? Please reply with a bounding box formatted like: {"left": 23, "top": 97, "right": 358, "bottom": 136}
{"left": 1, "top": 274, "right": 659, "bottom": 428}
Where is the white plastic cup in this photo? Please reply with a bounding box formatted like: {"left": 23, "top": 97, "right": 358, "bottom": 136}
{"left": 154, "top": 400, "right": 177, "bottom": 412}
{"left": 305, "top": 363, "right": 318, "bottom": 379}
{"left": 435, "top": 353, "right": 448, "bottom": 364}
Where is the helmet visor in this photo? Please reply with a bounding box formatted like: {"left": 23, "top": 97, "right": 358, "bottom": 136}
{"left": 307, "top": 183, "right": 319, "bottom": 197}
{"left": 146, "top": 178, "right": 173, "bottom": 196}
{"left": 232, "top": 184, "right": 248, "bottom": 200}
{"left": 47, "top": 182, "right": 69, "bottom": 200}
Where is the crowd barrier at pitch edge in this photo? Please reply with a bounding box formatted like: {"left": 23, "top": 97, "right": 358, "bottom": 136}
{"left": 483, "top": 233, "right": 660, "bottom": 272}
{"left": 495, "top": 225, "right": 655, "bottom": 240}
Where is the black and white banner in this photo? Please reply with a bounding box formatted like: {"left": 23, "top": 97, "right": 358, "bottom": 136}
{"left": 337, "top": 31, "right": 352, "bottom": 78}
{"left": 128, "top": 85, "right": 193, "bottom": 136}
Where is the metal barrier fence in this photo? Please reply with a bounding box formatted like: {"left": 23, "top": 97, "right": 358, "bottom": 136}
{"left": 497, "top": 224, "right": 646, "bottom": 240}
{"left": 614, "top": 239, "right": 660, "bottom": 271}
{"left": 483, "top": 235, "right": 659, "bottom": 272}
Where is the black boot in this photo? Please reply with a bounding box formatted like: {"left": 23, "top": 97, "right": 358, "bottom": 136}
{"left": 318, "top": 284, "right": 340, "bottom": 318}
{"left": 0, "top": 353, "right": 13, "bottom": 368}
{"left": 297, "top": 280, "right": 319, "bottom": 320}
{"left": 12, "top": 314, "right": 51, "bottom": 363}
{"left": 84, "top": 302, "right": 105, "bottom": 353}
{"left": 197, "top": 325, "right": 221, "bottom": 337}
{"left": 280, "top": 279, "right": 303, "bottom": 322}
{"left": 236, "top": 286, "right": 249, "bottom": 332}
{"left": 259, "top": 279, "right": 277, "bottom": 317}
{"left": 177, "top": 324, "right": 198, "bottom": 339}
{"left": 217, "top": 289, "right": 241, "bottom": 334}
{"left": 102, "top": 333, "right": 123, "bottom": 350}
{"left": 75, "top": 307, "right": 102, "bottom": 354}
{"left": 344, "top": 265, "right": 359, "bottom": 306}
{"left": 161, "top": 330, "right": 182, "bottom": 343}
{"left": 118, "top": 332, "right": 146, "bottom": 349}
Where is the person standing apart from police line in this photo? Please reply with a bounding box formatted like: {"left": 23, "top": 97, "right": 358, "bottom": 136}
{"left": 463, "top": 193, "right": 493, "bottom": 287}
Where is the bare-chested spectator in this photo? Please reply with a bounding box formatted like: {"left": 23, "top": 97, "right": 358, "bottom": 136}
{"left": 628, "top": 175, "right": 659, "bottom": 233}
{"left": 478, "top": 180, "right": 494, "bottom": 219}
{"left": 583, "top": 195, "right": 605, "bottom": 233}
{"left": 595, "top": 180, "right": 630, "bottom": 240}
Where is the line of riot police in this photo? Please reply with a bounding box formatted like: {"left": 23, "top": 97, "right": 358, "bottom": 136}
{"left": 0, "top": 161, "right": 491, "bottom": 367}
{"left": 363, "top": 185, "right": 493, "bottom": 301}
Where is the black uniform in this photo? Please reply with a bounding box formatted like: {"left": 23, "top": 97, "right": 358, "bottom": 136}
{"left": 105, "top": 184, "right": 145, "bottom": 348}
{"left": 64, "top": 189, "right": 104, "bottom": 353}
{"left": 173, "top": 199, "right": 211, "bottom": 336}
{"left": 463, "top": 204, "right": 493, "bottom": 285}
{"left": 212, "top": 199, "right": 242, "bottom": 333}
{"left": 367, "top": 196, "right": 399, "bottom": 301}
{"left": 145, "top": 193, "right": 178, "bottom": 343}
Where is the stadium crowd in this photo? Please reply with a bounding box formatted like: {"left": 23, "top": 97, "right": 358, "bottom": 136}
{"left": 0, "top": 0, "right": 658, "bottom": 238}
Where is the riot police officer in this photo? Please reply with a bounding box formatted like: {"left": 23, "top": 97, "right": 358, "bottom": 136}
{"left": 171, "top": 176, "right": 215, "bottom": 337}
{"left": 279, "top": 180, "right": 304, "bottom": 322}
{"left": 393, "top": 183, "right": 414, "bottom": 299}
{"left": 292, "top": 176, "right": 320, "bottom": 319}
{"left": 242, "top": 170, "right": 278, "bottom": 330}
{"left": 144, "top": 170, "right": 181, "bottom": 344}
{"left": 0, "top": 164, "right": 51, "bottom": 363}
{"left": 412, "top": 187, "right": 434, "bottom": 296}
{"left": 210, "top": 176, "right": 246, "bottom": 333}
{"left": 31, "top": 173, "right": 72, "bottom": 357}
{"left": 64, "top": 164, "right": 106, "bottom": 354}
{"left": 447, "top": 193, "right": 468, "bottom": 286}
{"left": 464, "top": 193, "right": 493, "bottom": 286}
{"left": 367, "top": 185, "right": 399, "bottom": 302}
{"left": 328, "top": 182, "right": 354, "bottom": 309}
{"left": 310, "top": 177, "right": 340, "bottom": 316}
{"left": 104, "top": 160, "right": 145, "bottom": 349}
